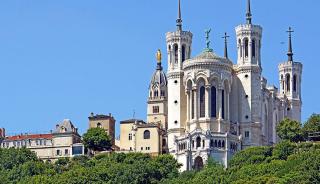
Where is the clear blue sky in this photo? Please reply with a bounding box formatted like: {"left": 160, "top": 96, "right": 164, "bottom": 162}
{"left": 0, "top": 0, "right": 319, "bottom": 136}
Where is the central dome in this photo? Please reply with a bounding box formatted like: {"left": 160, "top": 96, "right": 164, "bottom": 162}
{"left": 183, "top": 49, "right": 233, "bottom": 70}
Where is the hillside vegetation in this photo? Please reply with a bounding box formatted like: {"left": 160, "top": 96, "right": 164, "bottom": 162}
{"left": 1, "top": 114, "right": 319, "bottom": 183}
{"left": 0, "top": 141, "right": 319, "bottom": 184}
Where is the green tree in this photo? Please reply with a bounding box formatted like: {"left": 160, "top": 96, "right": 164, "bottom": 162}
{"left": 276, "top": 118, "right": 303, "bottom": 142}
{"left": 0, "top": 148, "right": 38, "bottom": 170}
{"left": 302, "top": 114, "right": 320, "bottom": 140}
{"left": 272, "top": 140, "right": 296, "bottom": 160}
{"left": 82, "top": 128, "right": 112, "bottom": 152}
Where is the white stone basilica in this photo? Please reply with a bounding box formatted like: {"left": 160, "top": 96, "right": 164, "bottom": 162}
{"left": 147, "top": 0, "right": 302, "bottom": 171}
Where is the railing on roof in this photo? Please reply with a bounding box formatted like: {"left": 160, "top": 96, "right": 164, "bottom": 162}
{"left": 308, "top": 132, "right": 320, "bottom": 141}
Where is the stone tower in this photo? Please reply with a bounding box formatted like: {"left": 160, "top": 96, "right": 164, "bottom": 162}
{"left": 147, "top": 49, "right": 168, "bottom": 130}
{"left": 278, "top": 27, "right": 303, "bottom": 122}
{"left": 166, "top": 0, "right": 193, "bottom": 152}
{"left": 88, "top": 113, "right": 116, "bottom": 145}
{"left": 235, "top": 0, "right": 264, "bottom": 147}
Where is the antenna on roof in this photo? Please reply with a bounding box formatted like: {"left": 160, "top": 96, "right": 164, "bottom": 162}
{"left": 133, "top": 109, "right": 136, "bottom": 119}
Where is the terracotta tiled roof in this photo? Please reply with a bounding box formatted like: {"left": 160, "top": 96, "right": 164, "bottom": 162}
{"left": 6, "top": 134, "right": 53, "bottom": 141}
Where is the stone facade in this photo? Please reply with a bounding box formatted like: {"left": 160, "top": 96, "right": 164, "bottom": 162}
{"left": 145, "top": 0, "right": 303, "bottom": 171}
{"left": 88, "top": 113, "right": 116, "bottom": 146}
{"left": 118, "top": 119, "right": 164, "bottom": 156}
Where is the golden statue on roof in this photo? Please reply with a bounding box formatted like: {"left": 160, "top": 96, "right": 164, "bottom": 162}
{"left": 156, "top": 49, "right": 162, "bottom": 63}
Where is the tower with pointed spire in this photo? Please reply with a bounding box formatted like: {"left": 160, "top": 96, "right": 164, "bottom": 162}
{"left": 147, "top": 49, "right": 168, "bottom": 130}
{"left": 222, "top": 32, "right": 230, "bottom": 59}
{"left": 234, "top": 0, "right": 265, "bottom": 147}
{"left": 142, "top": 0, "right": 304, "bottom": 171}
{"left": 166, "top": 0, "right": 193, "bottom": 153}
{"left": 278, "top": 27, "right": 303, "bottom": 122}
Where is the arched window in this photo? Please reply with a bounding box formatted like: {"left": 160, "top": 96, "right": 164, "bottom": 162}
{"left": 218, "top": 140, "right": 221, "bottom": 148}
{"left": 210, "top": 139, "right": 214, "bottom": 148}
{"left": 192, "top": 140, "right": 194, "bottom": 148}
{"left": 286, "top": 74, "right": 290, "bottom": 92}
{"left": 281, "top": 75, "right": 284, "bottom": 92}
{"left": 196, "top": 137, "right": 201, "bottom": 148}
{"left": 252, "top": 39, "right": 256, "bottom": 57}
{"left": 202, "top": 140, "right": 205, "bottom": 148}
{"left": 182, "top": 45, "right": 186, "bottom": 62}
{"left": 222, "top": 141, "right": 225, "bottom": 148}
{"left": 293, "top": 75, "right": 297, "bottom": 92}
{"left": 160, "top": 90, "right": 165, "bottom": 97}
{"left": 191, "top": 91, "right": 195, "bottom": 119}
{"left": 264, "top": 107, "right": 268, "bottom": 136}
{"left": 143, "top": 130, "right": 150, "bottom": 139}
{"left": 238, "top": 39, "right": 242, "bottom": 57}
{"left": 97, "top": 123, "right": 102, "bottom": 128}
{"left": 211, "top": 86, "right": 217, "bottom": 118}
{"left": 214, "top": 140, "right": 217, "bottom": 147}
{"left": 222, "top": 90, "right": 225, "bottom": 119}
{"left": 174, "top": 44, "right": 178, "bottom": 63}
{"left": 199, "top": 86, "right": 206, "bottom": 118}
{"left": 244, "top": 39, "right": 249, "bottom": 57}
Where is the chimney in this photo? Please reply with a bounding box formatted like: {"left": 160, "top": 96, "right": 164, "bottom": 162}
{"left": 0, "top": 128, "right": 5, "bottom": 137}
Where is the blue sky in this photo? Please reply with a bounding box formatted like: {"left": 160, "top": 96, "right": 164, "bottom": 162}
{"left": 0, "top": 0, "right": 319, "bottom": 136}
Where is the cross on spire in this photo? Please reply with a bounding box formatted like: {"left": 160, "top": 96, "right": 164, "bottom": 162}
{"left": 287, "top": 27, "right": 294, "bottom": 61}
{"left": 176, "top": 0, "right": 183, "bottom": 31}
{"left": 222, "top": 32, "right": 230, "bottom": 59}
{"left": 246, "top": 0, "right": 252, "bottom": 24}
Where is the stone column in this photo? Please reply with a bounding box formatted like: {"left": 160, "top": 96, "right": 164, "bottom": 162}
{"left": 193, "top": 87, "right": 198, "bottom": 120}
{"left": 248, "top": 39, "right": 252, "bottom": 62}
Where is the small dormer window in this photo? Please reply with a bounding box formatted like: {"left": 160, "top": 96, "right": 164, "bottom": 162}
{"left": 61, "top": 126, "right": 67, "bottom": 133}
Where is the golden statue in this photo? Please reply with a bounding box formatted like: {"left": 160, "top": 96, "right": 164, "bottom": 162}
{"left": 156, "top": 49, "right": 162, "bottom": 63}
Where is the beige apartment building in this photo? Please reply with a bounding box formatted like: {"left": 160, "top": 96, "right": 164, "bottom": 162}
{"left": 0, "top": 119, "right": 84, "bottom": 162}
{"left": 118, "top": 119, "right": 164, "bottom": 156}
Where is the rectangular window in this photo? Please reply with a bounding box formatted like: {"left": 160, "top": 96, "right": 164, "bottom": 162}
{"left": 141, "top": 147, "right": 143, "bottom": 151}
{"left": 153, "top": 106, "right": 160, "bottom": 114}
{"left": 129, "top": 147, "right": 132, "bottom": 151}
{"left": 56, "top": 150, "right": 61, "bottom": 156}
{"left": 129, "top": 133, "right": 132, "bottom": 140}
{"left": 245, "top": 131, "right": 250, "bottom": 138}
{"left": 65, "top": 149, "right": 69, "bottom": 155}
{"left": 72, "top": 146, "right": 83, "bottom": 155}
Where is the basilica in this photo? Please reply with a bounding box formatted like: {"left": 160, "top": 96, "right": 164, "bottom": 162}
{"left": 146, "top": 0, "right": 303, "bottom": 171}
{"left": 0, "top": 0, "right": 304, "bottom": 171}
